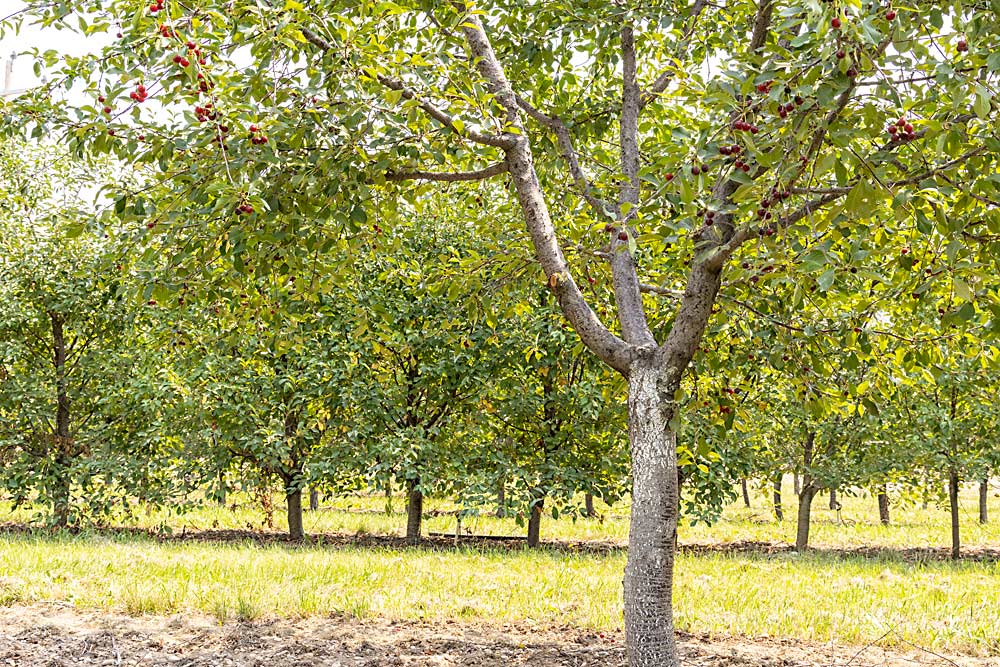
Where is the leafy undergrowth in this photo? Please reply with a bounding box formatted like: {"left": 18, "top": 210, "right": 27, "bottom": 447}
{"left": 1, "top": 604, "right": 995, "bottom": 667}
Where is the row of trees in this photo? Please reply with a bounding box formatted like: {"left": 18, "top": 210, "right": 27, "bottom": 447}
{"left": 1, "top": 141, "right": 995, "bottom": 553}
{"left": 3, "top": 1, "right": 999, "bottom": 665}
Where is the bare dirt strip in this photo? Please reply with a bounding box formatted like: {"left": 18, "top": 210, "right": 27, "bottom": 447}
{"left": 1, "top": 604, "right": 997, "bottom": 667}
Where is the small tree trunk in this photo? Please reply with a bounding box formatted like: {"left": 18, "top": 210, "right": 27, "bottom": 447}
{"left": 949, "top": 469, "right": 960, "bottom": 559}
{"left": 772, "top": 476, "right": 783, "bottom": 521}
{"left": 495, "top": 479, "right": 506, "bottom": 518}
{"left": 795, "top": 432, "right": 817, "bottom": 551}
{"left": 829, "top": 487, "right": 838, "bottom": 510}
{"left": 584, "top": 492, "right": 595, "bottom": 518}
{"left": 793, "top": 473, "right": 801, "bottom": 496}
{"left": 740, "top": 479, "right": 751, "bottom": 508}
{"left": 309, "top": 488, "right": 319, "bottom": 511}
{"left": 877, "top": 486, "right": 890, "bottom": 525}
{"left": 405, "top": 477, "right": 423, "bottom": 544}
{"left": 979, "top": 479, "right": 988, "bottom": 524}
{"left": 286, "top": 487, "right": 304, "bottom": 541}
{"left": 795, "top": 485, "right": 816, "bottom": 551}
{"left": 526, "top": 494, "right": 544, "bottom": 547}
{"left": 50, "top": 313, "right": 73, "bottom": 529}
{"left": 217, "top": 469, "right": 227, "bottom": 506}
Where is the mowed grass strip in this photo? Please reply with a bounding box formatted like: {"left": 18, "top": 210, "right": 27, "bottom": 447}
{"left": 1, "top": 531, "right": 998, "bottom": 655}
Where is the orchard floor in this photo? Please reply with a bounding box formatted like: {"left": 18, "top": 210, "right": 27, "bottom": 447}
{"left": 2, "top": 604, "right": 997, "bottom": 667}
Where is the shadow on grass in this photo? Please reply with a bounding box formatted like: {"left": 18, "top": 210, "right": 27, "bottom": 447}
{"left": 1, "top": 522, "right": 996, "bottom": 565}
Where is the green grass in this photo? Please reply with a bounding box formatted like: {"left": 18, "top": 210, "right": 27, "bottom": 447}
{"left": 0, "top": 530, "right": 998, "bottom": 654}
{"left": 0, "top": 481, "right": 998, "bottom": 654}
{"left": 12, "top": 478, "right": 985, "bottom": 553}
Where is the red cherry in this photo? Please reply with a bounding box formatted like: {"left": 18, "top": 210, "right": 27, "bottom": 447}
{"left": 904, "top": 123, "right": 913, "bottom": 132}
{"left": 172, "top": 55, "right": 182, "bottom": 64}
{"left": 957, "top": 40, "right": 968, "bottom": 52}
{"left": 186, "top": 41, "right": 196, "bottom": 49}
{"left": 896, "top": 118, "right": 906, "bottom": 127}
{"left": 179, "top": 57, "right": 190, "bottom": 67}
{"left": 831, "top": 17, "right": 842, "bottom": 29}
{"left": 98, "top": 95, "right": 106, "bottom": 103}
{"left": 617, "top": 231, "right": 628, "bottom": 241}
{"left": 888, "top": 125, "right": 898, "bottom": 134}
{"left": 691, "top": 165, "right": 701, "bottom": 175}
{"left": 664, "top": 172, "right": 674, "bottom": 182}
{"left": 107, "top": 129, "right": 116, "bottom": 136}
{"left": 836, "top": 49, "right": 846, "bottom": 59}
{"left": 885, "top": 9, "right": 896, "bottom": 20}
{"left": 103, "top": 106, "right": 112, "bottom": 114}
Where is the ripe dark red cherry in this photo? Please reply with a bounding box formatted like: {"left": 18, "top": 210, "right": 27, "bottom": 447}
{"left": 618, "top": 231, "right": 628, "bottom": 241}
{"left": 831, "top": 17, "right": 842, "bottom": 29}
{"left": 885, "top": 9, "right": 896, "bottom": 20}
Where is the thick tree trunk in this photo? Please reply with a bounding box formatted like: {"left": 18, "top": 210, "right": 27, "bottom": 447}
{"left": 741, "top": 479, "right": 751, "bottom": 508}
{"left": 405, "top": 477, "right": 423, "bottom": 544}
{"left": 979, "top": 479, "right": 988, "bottom": 524}
{"left": 949, "top": 469, "right": 960, "bottom": 559}
{"left": 286, "top": 487, "right": 304, "bottom": 541}
{"left": 828, "top": 487, "right": 838, "bottom": 510}
{"left": 526, "top": 494, "right": 543, "bottom": 547}
{"left": 623, "top": 363, "right": 679, "bottom": 666}
{"left": 309, "top": 488, "right": 319, "bottom": 511}
{"left": 584, "top": 492, "right": 595, "bottom": 518}
{"left": 772, "top": 476, "right": 783, "bottom": 521}
{"left": 50, "top": 312, "right": 72, "bottom": 528}
{"left": 877, "top": 486, "right": 890, "bottom": 525}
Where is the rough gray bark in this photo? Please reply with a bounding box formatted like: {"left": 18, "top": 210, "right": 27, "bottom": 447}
{"left": 584, "top": 492, "right": 595, "bottom": 518}
{"left": 309, "top": 488, "right": 319, "bottom": 511}
{"left": 741, "top": 479, "right": 751, "bottom": 508}
{"left": 949, "top": 469, "right": 960, "bottom": 559}
{"left": 623, "top": 361, "right": 680, "bottom": 667}
{"left": 286, "top": 487, "right": 304, "bottom": 541}
{"left": 772, "top": 476, "right": 783, "bottom": 521}
{"left": 526, "top": 494, "right": 543, "bottom": 547}
{"left": 980, "top": 479, "right": 989, "bottom": 524}
{"left": 793, "top": 473, "right": 801, "bottom": 496}
{"left": 877, "top": 486, "right": 890, "bottom": 525}
{"left": 406, "top": 477, "right": 423, "bottom": 544}
{"left": 828, "top": 487, "right": 838, "bottom": 510}
{"left": 50, "top": 312, "right": 72, "bottom": 528}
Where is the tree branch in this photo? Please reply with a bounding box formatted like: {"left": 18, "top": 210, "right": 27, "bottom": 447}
{"left": 457, "top": 8, "right": 635, "bottom": 374}
{"left": 613, "top": 24, "right": 657, "bottom": 347}
{"left": 641, "top": 0, "right": 709, "bottom": 107}
{"left": 514, "top": 95, "right": 614, "bottom": 215}
{"left": 300, "top": 27, "right": 514, "bottom": 149}
{"left": 384, "top": 161, "right": 508, "bottom": 182}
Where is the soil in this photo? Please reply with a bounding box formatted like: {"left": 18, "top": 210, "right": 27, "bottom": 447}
{"left": 1, "top": 604, "right": 996, "bottom": 667}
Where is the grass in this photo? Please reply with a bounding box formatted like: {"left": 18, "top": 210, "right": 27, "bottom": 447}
{"left": 0, "top": 530, "right": 998, "bottom": 654}
{"left": 9, "top": 478, "right": 988, "bottom": 553}
{"left": 0, "top": 481, "right": 998, "bottom": 654}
